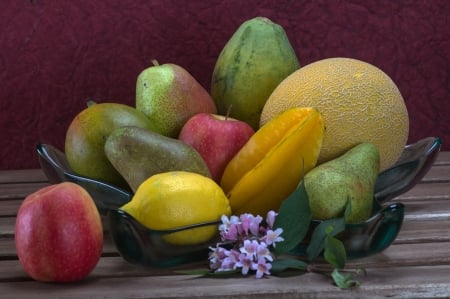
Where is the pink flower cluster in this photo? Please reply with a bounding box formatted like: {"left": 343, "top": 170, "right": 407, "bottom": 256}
{"left": 209, "top": 211, "right": 284, "bottom": 278}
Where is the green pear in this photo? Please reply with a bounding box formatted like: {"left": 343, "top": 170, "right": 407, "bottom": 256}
{"left": 136, "top": 61, "right": 217, "bottom": 138}
{"left": 304, "top": 143, "right": 380, "bottom": 223}
{"left": 104, "top": 126, "right": 211, "bottom": 192}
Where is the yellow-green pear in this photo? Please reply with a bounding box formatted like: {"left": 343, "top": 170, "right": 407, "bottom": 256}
{"left": 136, "top": 61, "right": 217, "bottom": 138}
{"left": 304, "top": 143, "right": 380, "bottom": 223}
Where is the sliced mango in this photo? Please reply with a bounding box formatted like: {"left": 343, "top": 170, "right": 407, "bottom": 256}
{"left": 220, "top": 107, "right": 325, "bottom": 215}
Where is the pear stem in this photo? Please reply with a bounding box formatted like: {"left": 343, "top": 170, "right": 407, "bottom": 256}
{"left": 151, "top": 59, "right": 160, "bottom": 66}
{"left": 86, "top": 98, "right": 97, "bottom": 107}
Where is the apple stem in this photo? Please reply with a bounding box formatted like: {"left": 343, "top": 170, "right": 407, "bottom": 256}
{"left": 225, "top": 104, "right": 233, "bottom": 120}
{"left": 152, "top": 59, "right": 160, "bottom": 66}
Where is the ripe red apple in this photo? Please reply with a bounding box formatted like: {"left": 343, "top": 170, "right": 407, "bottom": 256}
{"left": 15, "top": 182, "right": 103, "bottom": 282}
{"left": 179, "top": 113, "right": 255, "bottom": 182}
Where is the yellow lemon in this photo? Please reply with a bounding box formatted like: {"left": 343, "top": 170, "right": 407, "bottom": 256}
{"left": 260, "top": 57, "right": 409, "bottom": 171}
{"left": 120, "top": 171, "right": 231, "bottom": 245}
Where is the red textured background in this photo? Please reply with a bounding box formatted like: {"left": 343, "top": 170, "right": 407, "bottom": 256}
{"left": 1, "top": 0, "right": 449, "bottom": 170}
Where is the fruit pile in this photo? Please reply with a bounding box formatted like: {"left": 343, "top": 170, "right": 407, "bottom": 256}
{"left": 15, "top": 16, "right": 409, "bottom": 282}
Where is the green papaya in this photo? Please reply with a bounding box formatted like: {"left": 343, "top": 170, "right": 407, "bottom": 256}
{"left": 211, "top": 17, "right": 300, "bottom": 129}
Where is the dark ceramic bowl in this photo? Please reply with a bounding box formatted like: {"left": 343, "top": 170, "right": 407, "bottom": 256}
{"left": 36, "top": 137, "right": 442, "bottom": 266}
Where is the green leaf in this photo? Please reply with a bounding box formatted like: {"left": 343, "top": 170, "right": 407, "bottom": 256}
{"left": 270, "top": 258, "right": 309, "bottom": 275}
{"left": 324, "top": 236, "right": 347, "bottom": 269}
{"left": 344, "top": 197, "right": 352, "bottom": 220}
{"left": 306, "top": 217, "right": 346, "bottom": 261}
{"left": 273, "top": 180, "right": 312, "bottom": 255}
{"left": 331, "top": 269, "right": 361, "bottom": 289}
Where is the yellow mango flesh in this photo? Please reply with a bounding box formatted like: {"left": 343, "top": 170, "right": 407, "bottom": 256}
{"left": 221, "top": 107, "right": 325, "bottom": 215}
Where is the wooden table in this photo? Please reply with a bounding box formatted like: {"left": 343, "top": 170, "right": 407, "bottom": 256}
{"left": 1, "top": 152, "right": 450, "bottom": 298}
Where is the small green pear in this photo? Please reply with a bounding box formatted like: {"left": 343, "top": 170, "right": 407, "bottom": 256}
{"left": 104, "top": 126, "right": 211, "bottom": 192}
{"left": 304, "top": 143, "right": 380, "bottom": 223}
{"left": 136, "top": 61, "right": 217, "bottom": 138}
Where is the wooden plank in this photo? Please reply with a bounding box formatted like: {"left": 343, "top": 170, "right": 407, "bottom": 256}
{"left": 0, "top": 217, "right": 16, "bottom": 237}
{"left": 0, "top": 200, "right": 23, "bottom": 217}
{"left": 0, "top": 169, "right": 47, "bottom": 184}
{"left": 403, "top": 199, "right": 450, "bottom": 221}
{"left": 435, "top": 151, "right": 450, "bottom": 165}
{"left": 395, "top": 219, "right": 450, "bottom": 244}
{"left": 0, "top": 256, "right": 179, "bottom": 282}
{"left": 2, "top": 263, "right": 450, "bottom": 299}
{"left": 0, "top": 182, "right": 49, "bottom": 200}
{"left": 345, "top": 241, "right": 450, "bottom": 269}
{"left": 396, "top": 182, "right": 450, "bottom": 200}
{"left": 420, "top": 164, "right": 450, "bottom": 183}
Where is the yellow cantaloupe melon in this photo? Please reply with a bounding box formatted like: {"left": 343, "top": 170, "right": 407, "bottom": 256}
{"left": 260, "top": 57, "right": 409, "bottom": 171}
